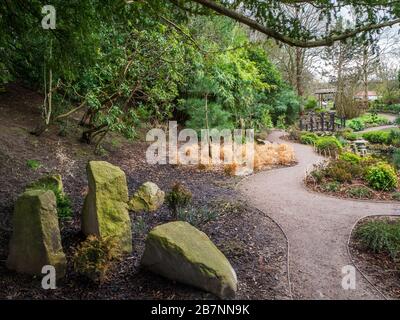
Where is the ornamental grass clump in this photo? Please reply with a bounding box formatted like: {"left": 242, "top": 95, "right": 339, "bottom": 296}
{"left": 356, "top": 219, "right": 400, "bottom": 260}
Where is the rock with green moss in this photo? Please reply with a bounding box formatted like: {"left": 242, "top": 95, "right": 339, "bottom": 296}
{"left": 27, "top": 173, "right": 64, "bottom": 194}
{"left": 7, "top": 189, "right": 66, "bottom": 278}
{"left": 141, "top": 221, "right": 237, "bottom": 299}
{"left": 82, "top": 161, "right": 132, "bottom": 254}
{"left": 129, "top": 182, "right": 165, "bottom": 212}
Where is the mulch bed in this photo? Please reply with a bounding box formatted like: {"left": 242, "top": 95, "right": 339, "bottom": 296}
{"left": 0, "top": 84, "right": 290, "bottom": 300}
{"left": 349, "top": 216, "right": 400, "bottom": 299}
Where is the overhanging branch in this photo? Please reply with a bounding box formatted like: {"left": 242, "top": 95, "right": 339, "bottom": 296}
{"left": 188, "top": 0, "right": 400, "bottom": 48}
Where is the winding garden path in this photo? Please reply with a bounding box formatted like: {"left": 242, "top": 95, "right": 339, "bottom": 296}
{"left": 238, "top": 131, "right": 400, "bottom": 299}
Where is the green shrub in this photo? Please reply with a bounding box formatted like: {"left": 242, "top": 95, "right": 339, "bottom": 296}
{"left": 27, "top": 176, "right": 72, "bottom": 219}
{"left": 315, "top": 136, "right": 343, "bottom": 155}
{"left": 393, "top": 149, "right": 400, "bottom": 170}
{"left": 342, "top": 132, "right": 358, "bottom": 141}
{"left": 339, "top": 152, "right": 362, "bottom": 165}
{"left": 392, "top": 192, "right": 400, "bottom": 201}
{"left": 300, "top": 132, "right": 318, "bottom": 145}
{"left": 325, "top": 159, "right": 363, "bottom": 183}
{"left": 395, "top": 116, "right": 400, "bottom": 125}
{"left": 310, "top": 169, "right": 324, "bottom": 184}
{"left": 73, "top": 235, "right": 121, "bottom": 283}
{"left": 388, "top": 129, "right": 400, "bottom": 147}
{"left": 276, "top": 115, "right": 287, "bottom": 129}
{"left": 26, "top": 159, "right": 42, "bottom": 170}
{"left": 347, "top": 113, "right": 389, "bottom": 131}
{"left": 260, "top": 110, "right": 274, "bottom": 130}
{"left": 304, "top": 96, "right": 318, "bottom": 110}
{"left": 356, "top": 219, "right": 400, "bottom": 259}
{"left": 347, "top": 118, "right": 365, "bottom": 131}
{"left": 346, "top": 186, "right": 373, "bottom": 199}
{"left": 166, "top": 183, "right": 192, "bottom": 217}
{"left": 365, "top": 162, "right": 398, "bottom": 191}
{"left": 322, "top": 181, "right": 341, "bottom": 192}
{"left": 362, "top": 131, "right": 390, "bottom": 144}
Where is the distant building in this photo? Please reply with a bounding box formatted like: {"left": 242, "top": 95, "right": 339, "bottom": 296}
{"left": 354, "top": 91, "right": 380, "bottom": 101}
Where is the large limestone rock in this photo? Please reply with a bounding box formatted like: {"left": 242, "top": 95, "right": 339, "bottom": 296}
{"left": 7, "top": 189, "right": 66, "bottom": 278}
{"left": 141, "top": 221, "right": 237, "bottom": 299}
{"left": 129, "top": 182, "right": 165, "bottom": 212}
{"left": 82, "top": 161, "right": 132, "bottom": 254}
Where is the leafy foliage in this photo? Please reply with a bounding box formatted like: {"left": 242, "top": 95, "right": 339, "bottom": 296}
{"left": 365, "top": 162, "right": 398, "bottom": 191}
{"left": 300, "top": 132, "right": 318, "bottom": 145}
{"left": 315, "top": 136, "right": 343, "bottom": 155}
{"left": 362, "top": 131, "right": 390, "bottom": 144}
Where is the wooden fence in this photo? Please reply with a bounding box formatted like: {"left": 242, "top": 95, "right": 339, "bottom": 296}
{"left": 300, "top": 111, "right": 346, "bottom": 132}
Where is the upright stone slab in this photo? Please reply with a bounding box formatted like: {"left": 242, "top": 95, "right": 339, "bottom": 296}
{"left": 82, "top": 161, "right": 132, "bottom": 254}
{"left": 129, "top": 182, "right": 165, "bottom": 212}
{"left": 141, "top": 221, "right": 237, "bottom": 299}
{"left": 7, "top": 189, "right": 66, "bottom": 278}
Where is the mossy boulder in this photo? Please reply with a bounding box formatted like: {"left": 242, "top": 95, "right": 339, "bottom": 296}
{"left": 129, "top": 182, "right": 165, "bottom": 212}
{"left": 82, "top": 161, "right": 132, "bottom": 254}
{"left": 141, "top": 221, "right": 237, "bottom": 299}
{"left": 7, "top": 189, "right": 66, "bottom": 278}
{"left": 27, "top": 174, "right": 64, "bottom": 194}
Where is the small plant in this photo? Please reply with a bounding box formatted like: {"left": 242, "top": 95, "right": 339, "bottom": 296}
{"left": 356, "top": 219, "right": 400, "bottom": 260}
{"left": 347, "top": 119, "right": 365, "bottom": 132}
{"left": 365, "top": 162, "right": 398, "bottom": 191}
{"left": 342, "top": 131, "right": 358, "bottom": 141}
{"left": 176, "top": 206, "right": 217, "bottom": 227}
{"left": 304, "top": 96, "right": 318, "bottom": 110}
{"left": 133, "top": 216, "right": 148, "bottom": 235}
{"left": 324, "top": 159, "right": 362, "bottom": 183}
{"left": 276, "top": 115, "right": 286, "bottom": 129}
{"left": 26, "top": 159, "right": 42, "bottom": 170}
{"left": 73, "top": 235, "right": 121, "bottom": 283}
{"left": 315, "top": 136, "right": 343, "bottom": 156}
{"left": 224, "top": 162, "right": 238, "bottom": 176}
{"left": 310, "top": 169, "right": 324, "bottom": 184}
{"left": 166, "top": 183, "right": 192, "bottom": 217}
{"left": 388, "top": 129, "right": 400, "bottom": 147}
{"left": 391, "top": 192, "right": 400, "bottom": 201}
{"left": 27, "top": 175, "right": 72, "bottom": 219}
{"left": 322, "top": 181, "right": 341, "bottom": 192}
{"left": 300, "top": 132, "right": 318, "bottom": 145}
{"left": 346, "top": 186, "right": 373, "bottom": 199}
{"left": 339, "top": 152, "right": 362, "bottom": 165}
{"left": 393, "top": 149, "right": 400, "bottom": 170}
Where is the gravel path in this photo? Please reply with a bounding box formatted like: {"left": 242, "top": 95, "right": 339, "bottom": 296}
{"left": 238, "top": 131, "right": 400, "bottom": 299}
{"left": 358, "top": 125, "right": 398, "bottom": 133}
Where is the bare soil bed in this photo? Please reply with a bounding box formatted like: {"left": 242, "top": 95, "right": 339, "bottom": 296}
{"left": 349, "top": 216, "right": 400, "bottom": 299}
{"left": 0, "top": 84, "right": 290, "bottom": 300}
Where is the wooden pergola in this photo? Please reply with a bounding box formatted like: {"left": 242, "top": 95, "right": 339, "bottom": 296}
{"left": 314, "top": 88, "right": 336, "bottom": 108}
